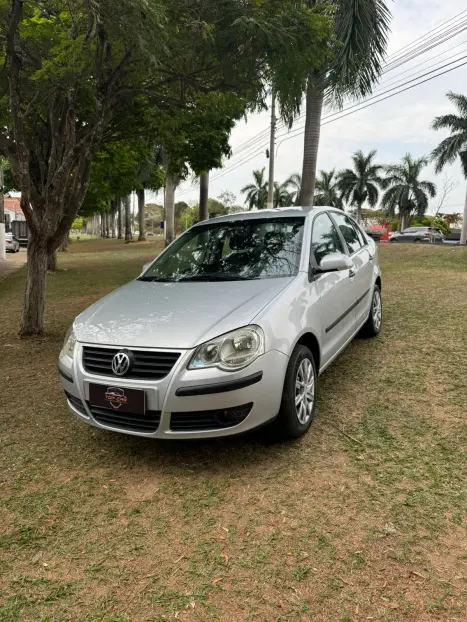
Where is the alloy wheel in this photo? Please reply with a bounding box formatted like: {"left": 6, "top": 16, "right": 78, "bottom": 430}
{"left": 372, "top": 289, "right": 382, "bottom": 330}
{"left": 295, "top": 358, "right": 315, "bottom": 425}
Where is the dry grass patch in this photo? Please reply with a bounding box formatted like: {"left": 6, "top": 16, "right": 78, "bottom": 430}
{"left": 0, "top": 242, "right": 466, "bottom": 621}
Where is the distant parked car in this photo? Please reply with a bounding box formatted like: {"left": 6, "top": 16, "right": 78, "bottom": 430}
{"left": 366, "top": 230, "right": 382, "bottom": 242}
{"left": 390, "top": 226, "right": 445, "bottom": 243}
{"left": 443, "top": 229, "right": 463, "bottom": 245}
{"left": 5, "top": 232, "right": 20, "bottom": 253}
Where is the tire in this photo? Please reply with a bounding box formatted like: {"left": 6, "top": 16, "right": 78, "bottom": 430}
{"left": 271, "top": 345, "right": 317, "bottom": 440}
{"left": 413, "top": 238, "right": 421, "bottom": 243}
{"left": 359, "top": 285, "right": 382, "bottom": 338}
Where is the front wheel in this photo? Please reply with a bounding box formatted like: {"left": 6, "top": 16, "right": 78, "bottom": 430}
{"left": 272, "top": 345, "right": 317, "bottom": 440}
{"left": 359, "top": 285, "right": 382, "bottom": 338}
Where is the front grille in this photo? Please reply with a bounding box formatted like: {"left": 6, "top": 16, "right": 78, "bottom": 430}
{"left": 82, "top": 346, "right": 180, "bottom": 380}
{"left": 88, "top": 404, "right": 161, "bottom": 433}
{"left": 170, "top": 403, "right": 253, "bottom": 432}
{"left": 65, "top": 391, "right": 87, "bottom": 416}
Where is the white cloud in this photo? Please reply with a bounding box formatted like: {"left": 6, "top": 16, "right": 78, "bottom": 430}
{"left": 173, "top": 1, "right": 467, "bottom": 214}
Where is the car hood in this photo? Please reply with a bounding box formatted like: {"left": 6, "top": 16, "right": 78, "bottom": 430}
{"left": 74, "top": 278, "right": 293, "bottom": 349}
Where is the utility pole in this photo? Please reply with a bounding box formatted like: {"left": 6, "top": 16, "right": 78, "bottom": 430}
{"left": 266, "top": 91, "right": 276, "bottom": 210}
{"left": 0, "top": 161, "right": 5, "bottom": 261}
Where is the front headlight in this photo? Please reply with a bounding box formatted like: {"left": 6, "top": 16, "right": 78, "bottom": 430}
{"left": 189, "top": 326, "right": 265, "bottom": 371}
{"left": 62, "top": 326, "right": 76, "bottom": 360}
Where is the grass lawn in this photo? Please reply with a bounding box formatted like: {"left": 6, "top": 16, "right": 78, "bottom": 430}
{"left": 1, "top": 240, "right": 466, "bottom": 621}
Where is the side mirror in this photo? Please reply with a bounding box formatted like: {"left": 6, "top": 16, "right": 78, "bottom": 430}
{"left": 319, "top": 253, "right": 354, "bottom": 273}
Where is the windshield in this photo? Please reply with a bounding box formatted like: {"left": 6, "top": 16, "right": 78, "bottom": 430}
{"left": 140, "top": 217, "right": 305, "bottom": 282}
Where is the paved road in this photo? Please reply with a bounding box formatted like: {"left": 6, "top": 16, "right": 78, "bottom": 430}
{"left": 0, "top": 248, "right": 27, "bottom": 282}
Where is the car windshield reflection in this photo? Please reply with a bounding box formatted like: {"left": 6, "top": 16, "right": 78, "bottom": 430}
{"left": 140, "top": 217, "right": 305, "bottom": 282}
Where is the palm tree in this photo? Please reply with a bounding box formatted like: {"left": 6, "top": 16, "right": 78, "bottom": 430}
{"left": 300, "top": 1, "right": 391, "bottom": 207}
{"left": 273, "top": 181, "right": 294, "bottom": 207}
{"left": 431, "top": 92, "right": 467, "bottom": 244}
{"left": 314, "top": 169, "right": 344, "bottom": 209}
{"left": 382, "top": 154, "right": 436, "bottom": 231}
{"left": 337, "top": 150, "right": 385, "bottom": 223}
{"left": 283, "top": 173, "right": 302, "bottom": 206}
{"left": 241, "top": 168, "right": 268, "bottom": 210}
{"left": 441, "top": 212, "right": 462, "bottom": 228}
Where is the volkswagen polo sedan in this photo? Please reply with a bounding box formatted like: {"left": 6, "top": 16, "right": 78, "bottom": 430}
{"left": 59, "top": 208, "right": 382, "bottom": 440}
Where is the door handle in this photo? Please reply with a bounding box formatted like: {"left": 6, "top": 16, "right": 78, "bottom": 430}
{"left": 349, "top": 269, "right": 355, "bottom": 279}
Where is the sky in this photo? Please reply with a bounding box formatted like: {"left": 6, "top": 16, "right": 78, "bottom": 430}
{"left": 165, "top": 1, "right": 467, "bottom": 216}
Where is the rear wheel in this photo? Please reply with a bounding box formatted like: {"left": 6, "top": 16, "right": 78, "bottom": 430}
{"left": 359, "top": 285, "right": 382, "bottom": 338}
{"left": 413, "top": 238, "right": 421, "bottom": 243}
{"left": 272, "top": 345, "right": 317, "bottom": 439}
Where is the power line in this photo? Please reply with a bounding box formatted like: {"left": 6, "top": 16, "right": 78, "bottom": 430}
{"left": 385, "top": 9, "right": 467, "bottom": 63}
{"left": 275, "top": 53, "right": 467, "bottom": 145}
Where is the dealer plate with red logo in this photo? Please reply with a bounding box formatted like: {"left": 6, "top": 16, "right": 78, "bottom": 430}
{"left": 89, "top": 384, "right": 146, "bottom": 415}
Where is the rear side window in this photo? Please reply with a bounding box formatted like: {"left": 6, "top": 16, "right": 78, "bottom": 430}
{"left": 330, "top": 212, "right": 362, "bottom": 254}
{"left": 311, "top": 213, "right": 345, "bottom": 265}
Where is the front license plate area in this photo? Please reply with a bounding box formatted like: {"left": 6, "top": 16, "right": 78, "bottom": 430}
{"left": 89, "top": 384, "right": 146, "bottom": 415}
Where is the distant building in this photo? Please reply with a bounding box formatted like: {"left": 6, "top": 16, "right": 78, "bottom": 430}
{"left": 3, "top": 196, "right": 25, "bottom": 232}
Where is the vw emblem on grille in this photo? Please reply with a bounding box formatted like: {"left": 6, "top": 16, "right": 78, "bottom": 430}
{"left": 112, "top": 352, "right": 131, "bottom": 376}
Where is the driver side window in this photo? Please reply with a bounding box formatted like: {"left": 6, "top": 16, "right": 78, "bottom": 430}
{"left": 311, "top": 213, "right": 345, "bottom": 266}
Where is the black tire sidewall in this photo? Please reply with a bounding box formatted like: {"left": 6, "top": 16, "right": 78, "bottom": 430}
{"left": 278, "top": 345, "right": 317, "bottom": 438}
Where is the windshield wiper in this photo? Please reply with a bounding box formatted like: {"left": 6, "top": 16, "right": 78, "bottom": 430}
{"left": 138, "top": 276, "right": 176, "bottom": 282}
{"left": 178, "top": 273, "right": 257, "bottom": 282}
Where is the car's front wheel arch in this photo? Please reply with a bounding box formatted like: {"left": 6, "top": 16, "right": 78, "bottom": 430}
{"left": 293, "top": 331, "right": 321, "bottom": 375}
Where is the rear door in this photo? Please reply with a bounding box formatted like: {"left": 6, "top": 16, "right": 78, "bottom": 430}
{"left": 329, "top": 212, "right": 374, "bottom": 329}
{"left": 309, "top": 212, "right": 358, "bottom": 367}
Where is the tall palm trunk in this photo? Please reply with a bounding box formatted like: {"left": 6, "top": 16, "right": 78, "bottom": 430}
{"left": 199, "top": 172, "right": 209, "bottom": 222}
{"left": 165, "top": 174, "right": 176, "bottom": 246}
{"left": 355, "top": 201, "right": 363, "bottom": 224}
{"left": 461, "top": 185, "right": 467, "bottom": 245}
{"left": 137, "top": 188, "right": 146, "bottom": 241}
{"left": 300, "top": 75, "right": 325, "bottom": 208}
{"left": 124, "top": 195, "right": 132, "bottom": 241}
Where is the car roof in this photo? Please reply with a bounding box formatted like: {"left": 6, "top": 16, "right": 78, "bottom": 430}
{"left": 192, "top": 206, "right": 343, "bottom": 226}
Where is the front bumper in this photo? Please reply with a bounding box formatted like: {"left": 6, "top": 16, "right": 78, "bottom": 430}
{"left": 59, "top": 344, "right": 289, "bottom": 439}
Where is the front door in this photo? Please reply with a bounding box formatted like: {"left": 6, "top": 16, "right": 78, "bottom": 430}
{"left": 309, "top": 212, "right": 358, "bottom": 369}
{"left": 329, "top": 212, "right": 374, "bottom": 329}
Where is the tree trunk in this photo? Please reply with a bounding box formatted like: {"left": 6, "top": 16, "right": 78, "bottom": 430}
{"left": 199, "top": 172, "right": 209, "bottom": 222}
{"left": 110, "top": 201, "right": 117, "bottom": 238}
{"left": 300, "top": 75, "right": 325, "bottom": 208}
{"left": 355, "top": 202, "right": 363, "bottom": 224}
{"left": 461, "top": 184, "right": 467, "bottom": 245}
{"left": 20, "top": 238, "right": 48, "bottom": 336}
{"left": 117, "top": 198, "right": 123, "bottom": 239}
{"left": 124, "top": 195, "right": 132, "bottom": 241}
{"left": 47, "top": 250, "right": 57, "bottom": 272}
{"left": 103, "top": 212, "right": 109, "bottom": 238}
{"left": 165, "top": 175, "right": 176, "bottom": 246}
{"left": 137, "top": 189, "right": 146, "bottom": 241}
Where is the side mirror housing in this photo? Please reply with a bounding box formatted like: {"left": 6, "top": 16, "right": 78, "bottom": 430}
{"left": 319, "top": 253, "right": 354, "bottom": 273}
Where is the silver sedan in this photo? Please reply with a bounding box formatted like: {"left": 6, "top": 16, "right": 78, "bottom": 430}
{"left": 59, "top": 207, "right": 382, "bottom": 440}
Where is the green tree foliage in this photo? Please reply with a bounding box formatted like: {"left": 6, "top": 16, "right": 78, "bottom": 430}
{"left": 241, "top": 168, "right": 269, "bottom": 209}
{"left": 337, "top": 150, "right": 385, "bottom": 222}
{"left": 431, "top": 92, "right": 467, "bottom": 244}
{"left": 0, "top": 0, "right": 334, "bottom": 335}
{"left": 381, "top": 154, "right": 436, "bottom": 230}
{"left": 314, "top": 169, "right": 343, "bottom": 208}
